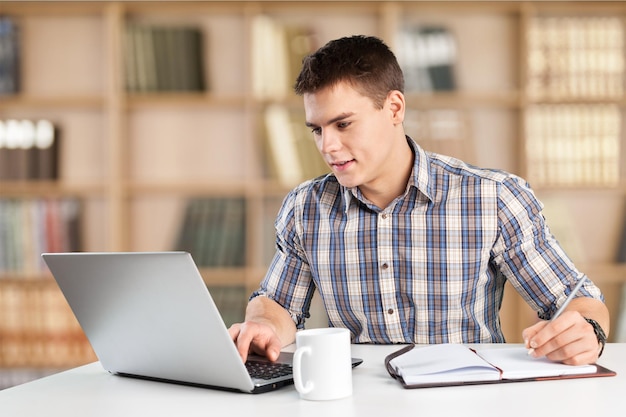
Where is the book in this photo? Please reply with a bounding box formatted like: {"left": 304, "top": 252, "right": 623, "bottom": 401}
{"left": 385, "top": 344, "right": 616, "bottom": 389}
{"left": 0, "top": 16, "right": 19, "bottom": 95}
{"left": 173, "top": 197, "right": 246, "bottom": 267}
{"left": 263, "top": 104, "right": 328, "bottom": 187}
{"left": 0, "top": 279, "right": 96, "bottom": 371}
{"left": 0, "top": 198, "right": 81, "bottom": 274}
{"left": 398, "top": 25, "right": 457, "bottom": 93}
{"left": 524, "top": 104, "right": 620, "bottom": 187}
{"left": 33, "top": 119, "right": 59, "bottom": 180}
{"left": 206, "top": 285, "right": 246, "bottom": 328}
{"left": 526, "top": 16, "right": 624, "bottom": 100}
{"left": 0, "top": 119, "right": 59, "bottom": 181}
{"left": 251, "top": 16, "right": 316, "bottom": 99}
{"left": 0, "top": 120, "right": 10, "bottom": 180}
{"left": 124, "top": 24, "right": 205, "bottom": 93}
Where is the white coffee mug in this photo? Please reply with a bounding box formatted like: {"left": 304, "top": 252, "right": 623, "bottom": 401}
{"left": 292, "top": 327, "right": 352, "bottom": 401}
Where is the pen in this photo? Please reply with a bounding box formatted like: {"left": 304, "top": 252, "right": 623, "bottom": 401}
{"left": 527, "top": 276, "right": 587, "bottom": 356}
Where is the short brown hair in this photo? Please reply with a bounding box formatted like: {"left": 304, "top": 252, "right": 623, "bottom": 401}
{"left": 294, "top": 35, "right": 404, "bottom": 109}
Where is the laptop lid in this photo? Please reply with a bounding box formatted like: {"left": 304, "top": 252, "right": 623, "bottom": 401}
{"left": 41, "top": 251, "right": 293, "bottom": 393}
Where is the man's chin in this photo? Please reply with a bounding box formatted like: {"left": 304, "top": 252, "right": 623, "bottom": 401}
{"left": 334, "top": 174, "right": 360, "bottom": 189}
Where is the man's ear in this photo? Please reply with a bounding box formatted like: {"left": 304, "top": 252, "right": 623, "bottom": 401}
{"left": 387, "top": 90, "right": 405, "bottom": 125}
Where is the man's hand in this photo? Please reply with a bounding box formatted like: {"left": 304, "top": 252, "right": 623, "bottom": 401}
{"left": 228, "top": 321, "right": 282, "bottom": 363}
{"left": 228, "top": 296, "right": 297, "bottom": 363}
{"left": 522, "top": 297, "right": 609, "bottom": 366}
{"left": 522, "top": 311, "right": 600, "bottom": 365}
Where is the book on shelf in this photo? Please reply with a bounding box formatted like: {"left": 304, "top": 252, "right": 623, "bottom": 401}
{"left": 263, "top": 104, "right": 328, "bottom": 187}
{"left": 174, "top": 197, "right": 246, "bottom": 267}
{"left": 124, "top": 23, "right": 205, "bottom": 93}
{"left": 616, "top": 207, "right": 626, "bottom": 264}
{"left": 251, "top": 15, "right": 317, "bottom": 99}
{"left": 0, "top": 198, "right": 81, "bottom": 275}
{"left": 206, "top": 285, "right": 247, "bottom": 328}
{"left": 0, "top": 15, "right": 19, "bottom": 95}
{"left": 397, "top": 25, "right": 457, "bottom": 93}
{"left": 0, "top": 119, "right": 60, "bottom": 181}
{"left": 385, "top": 343, "right": 616, "bottom": 389}
{"left": 0, "top": 280, "right": 96, "bottom": 370}
{"left": 524, "top": 104, "right": 620, "bottom": 188}
{"left": 526, "top": 16, "right": 624, "bottom": 100}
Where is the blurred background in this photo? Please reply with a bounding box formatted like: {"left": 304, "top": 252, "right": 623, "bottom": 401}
{"left": 1, "top": 0, "right": 625, "bottom": 389}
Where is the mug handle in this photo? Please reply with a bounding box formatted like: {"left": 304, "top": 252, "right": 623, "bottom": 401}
{"left": 293, "top": 346, "right": 314, "bottom": 394}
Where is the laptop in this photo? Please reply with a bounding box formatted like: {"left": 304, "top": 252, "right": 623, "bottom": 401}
{"left": 42, "top": 251, "right": 362, "bottom": 394}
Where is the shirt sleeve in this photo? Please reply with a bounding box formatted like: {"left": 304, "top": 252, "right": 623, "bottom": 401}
{"left": 250, "top": 189, "right": 316, "bottom": 329}
{"left": 491, "top": 176, "right": 604, "bottom": 320}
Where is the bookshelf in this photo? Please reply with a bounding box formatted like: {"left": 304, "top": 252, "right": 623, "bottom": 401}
{"left": 1, "top": 1, "right": 625, "bottom": 385}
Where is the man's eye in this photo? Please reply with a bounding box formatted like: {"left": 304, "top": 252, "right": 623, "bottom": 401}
{"left": 337, "top": 122, "right": 350, "bottom": 129}
{"left": 311, "top": 127, "right": 322, "bottom": 135}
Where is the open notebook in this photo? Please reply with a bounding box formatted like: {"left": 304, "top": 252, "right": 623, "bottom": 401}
{"left": 385, "top": 343, "right": 616, "bottom": 389}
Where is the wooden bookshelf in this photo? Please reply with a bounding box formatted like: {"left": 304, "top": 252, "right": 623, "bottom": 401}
{"left": 1, "top": 2, "right": 626, "bottom": 382}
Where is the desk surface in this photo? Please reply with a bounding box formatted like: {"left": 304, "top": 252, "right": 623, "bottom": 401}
{"left": 1, "top": 344, "right": 624, "bottom": 417}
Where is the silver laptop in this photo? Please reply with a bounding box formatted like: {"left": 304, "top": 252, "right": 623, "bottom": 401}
{"left": 42, "top": 251, "right": 361, "bottom": 394}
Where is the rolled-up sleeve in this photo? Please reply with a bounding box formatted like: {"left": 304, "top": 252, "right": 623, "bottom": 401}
{"left": 491, "top": 176, "right": 604, "bottom": 320}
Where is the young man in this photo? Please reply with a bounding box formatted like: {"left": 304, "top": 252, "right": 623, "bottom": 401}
{"left": 228, "top": 35, "right": 609, "bottom": 366}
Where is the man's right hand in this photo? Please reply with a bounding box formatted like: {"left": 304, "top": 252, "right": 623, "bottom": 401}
{"left": 228, "top": 320, "right": 282, "bottom": 363}
{"left": 227, "top": 295, "right": 297, "bottom": 363}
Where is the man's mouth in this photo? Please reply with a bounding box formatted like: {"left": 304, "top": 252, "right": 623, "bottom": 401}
{"left": 330, "top": 159, "right": 355, "bottom": 171}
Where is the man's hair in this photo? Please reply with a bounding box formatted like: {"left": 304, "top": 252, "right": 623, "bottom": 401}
{"left": 294, "top": 35, "right": 404, "bottom": 109}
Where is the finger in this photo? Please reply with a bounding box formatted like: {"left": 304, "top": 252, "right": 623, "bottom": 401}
{"left": 541, "top": 318, "right": 599, "bottom": 365}
{"left": 233, "top": 323, "right": 254, "bottom": 363}
{"left": 545, "top": 336, "right": 597, "bottom": 365}
{"left": 227, "top": 323, "right": 241, "bottom": 341}
{"left": 262, "top": 336, "right": 282, "bottom": 362}
{"left": 528, "top": 312, "right": 588, "bottom": 360}
{"left": 247, "top": 328, "right": 282, "bottom": 362}
{"left": 522, "top": 320, "right": 548, "bottom": 351}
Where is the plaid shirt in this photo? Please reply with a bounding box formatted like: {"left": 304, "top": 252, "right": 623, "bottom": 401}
{"left": 253, "top": 137, "right": 603, "bottom": 344}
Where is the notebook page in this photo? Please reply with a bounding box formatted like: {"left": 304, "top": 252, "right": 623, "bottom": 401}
{"left": 475, "top": 346, "right": 597, "bottom": 380}
{"left": 388, "top": 344, "right": 501, "bottom": 385}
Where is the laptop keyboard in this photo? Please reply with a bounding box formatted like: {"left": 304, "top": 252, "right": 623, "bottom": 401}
{"left": 245, "top": 360, "right": 293, "bottom": 381}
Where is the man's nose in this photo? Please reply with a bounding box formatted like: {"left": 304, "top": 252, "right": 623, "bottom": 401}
{"left": 318, "top": 130, "right": 341, "bottom": 153}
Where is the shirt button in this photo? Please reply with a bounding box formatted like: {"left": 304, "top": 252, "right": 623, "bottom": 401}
{"left": 381, "top": 213, "right": 388, "bottom": 219}
{"left": 387, "top": 308, "right": 394, "bottom": 315}
{"left": 382, "top": 263, "right": 389, "bottom": 270}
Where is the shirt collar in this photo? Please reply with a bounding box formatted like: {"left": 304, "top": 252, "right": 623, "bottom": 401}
{"left": 341, "top": 136, "right": 433, "bottom": 212}
{"left": 407, "top": 136, "right": 434, "bottom": 202}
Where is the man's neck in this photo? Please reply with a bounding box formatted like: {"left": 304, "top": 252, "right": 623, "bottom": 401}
{"left": 359, "top": 136, "right": 414, "bottom": 210}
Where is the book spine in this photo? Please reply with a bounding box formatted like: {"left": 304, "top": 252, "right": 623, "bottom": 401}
{"left": 124, "top": 23, "right": 205, "bottom": 93}
{"left": 397, "top": 25, "right": 457, "bottom": 93}
{"left": 0, "top": 280, "right": 96, "bottom": 371}
{"left": 526, "top": 16, "right": 624, "bottom": 100}
{"left": 0, "top": 118, "right": 60, "bottom": 181}
{"left": 0, "top": 16, "right": 20, "bottom": 95}
{"left": 524, "top": 104, "right": 620, "bottom": 187}
{"left": 0, "top": 197, "right": 82, "bottom": 276}
{"left": 174, "top": 197, "right": 247, "bottom": 267}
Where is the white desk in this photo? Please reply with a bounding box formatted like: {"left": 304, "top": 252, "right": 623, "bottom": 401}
{"left": 1, "top": 344, "right": 624, "bottom": 417}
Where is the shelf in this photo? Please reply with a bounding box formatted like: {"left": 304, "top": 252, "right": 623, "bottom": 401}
{"left": 0, "top": 95, "right": 104, "bottom": 110}
{"left": 2, "top": 1, "right": 626, "bottom": 376}
{"left": 124, "top": 93, "right": 248, "bottom": 110}
{"left": 0, "top": 181, "right": 107, "bottom": 198}
{"left": 405, "top": 90, "right": 522, "bottom": 109}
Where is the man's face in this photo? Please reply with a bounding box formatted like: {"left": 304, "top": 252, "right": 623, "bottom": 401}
{"left": 303, "top": 82, "right": 399, "bottom": 191}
